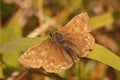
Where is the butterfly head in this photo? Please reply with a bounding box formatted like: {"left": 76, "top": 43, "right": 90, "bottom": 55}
{"left": 49, "top": 28, "right": 65, "bottom": 45}
{"left": 49, "top": 28, "right": 57, "bottom": 37}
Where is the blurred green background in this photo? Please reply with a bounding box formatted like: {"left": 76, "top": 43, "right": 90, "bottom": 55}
{"left": 0, "top": 0, "right": 120, "bottom": 80}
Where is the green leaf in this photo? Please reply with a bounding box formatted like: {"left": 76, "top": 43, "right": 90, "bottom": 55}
{"left": 91, "top": 12, "right": 114, "bottom": 30}
{"left": 1, "top": 10, "right": 22, "bottom": 44}
{"left": 1, "top": 26, "right": 21, "bottom": 44}
{"left": 87, "top": 44, "right": 120, "bottom": 71}
{"left": 2, "top": 52, "right": 20, "bottom": 68}
{"left": 0, "top": 36, "right": 48, "bottom": 53}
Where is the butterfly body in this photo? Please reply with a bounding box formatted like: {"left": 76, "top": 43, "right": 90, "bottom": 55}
{"left": 19, "top": 12, "right": 95, "bottom": 73}
{"left": 50, "top": 30, "right": 80, "bottom": 62}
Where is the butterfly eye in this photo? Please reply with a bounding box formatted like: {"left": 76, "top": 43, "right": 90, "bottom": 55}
{"left": 49, "top": 28, "right": 57, "bottom": 37}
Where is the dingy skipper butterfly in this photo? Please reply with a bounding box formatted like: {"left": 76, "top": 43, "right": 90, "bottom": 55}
{"left": 19, "top": 12, "right": 95, "bottom": 73}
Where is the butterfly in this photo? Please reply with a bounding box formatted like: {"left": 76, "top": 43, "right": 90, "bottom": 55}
{"left": 18, "top": 12, "right": 95, "bottom": 73}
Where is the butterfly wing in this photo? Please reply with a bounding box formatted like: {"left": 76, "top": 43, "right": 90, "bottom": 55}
{"left": 60, "top": 12, "right": 92, "bottom": 34}
{"left": 58, "top": 12, "right": 95, "bottom": 57}
{"left": 19, "top": 38, "right": 73, "bottom": 73}
{"left": 63, "top": 33, "right": 95, "bottom": 57}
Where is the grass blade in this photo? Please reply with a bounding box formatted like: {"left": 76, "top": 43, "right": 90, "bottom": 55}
{"left": 91, "top": 12, "right": 114, "bottom": 30}
{"left": 87, "top": 44, "right": 120, "bottom": 71}
{"left": 0, "top": 36, "right": 48, "bottom": 53}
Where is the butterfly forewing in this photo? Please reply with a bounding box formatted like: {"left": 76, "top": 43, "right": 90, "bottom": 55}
{"left": 61, "top": 12, "right": 92, "bottom": 34}
{"left": 19, "top": 39, "right": 73, "bottom": 73}
{"left": 19, "top": 39, "right": 50, "bottom": 68}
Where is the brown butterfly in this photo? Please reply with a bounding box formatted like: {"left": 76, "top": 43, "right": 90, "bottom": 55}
{"left": 18, "top": 12, "right": 95, "bottom": 73}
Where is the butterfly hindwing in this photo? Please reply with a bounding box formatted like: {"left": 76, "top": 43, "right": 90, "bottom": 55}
{"left": 62, "top": 33, "right": 95, "bottom": 57}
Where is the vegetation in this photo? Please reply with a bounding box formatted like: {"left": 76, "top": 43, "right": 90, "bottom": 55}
{"left": 1, "top": 0, "right": 120, "bottom": 80}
